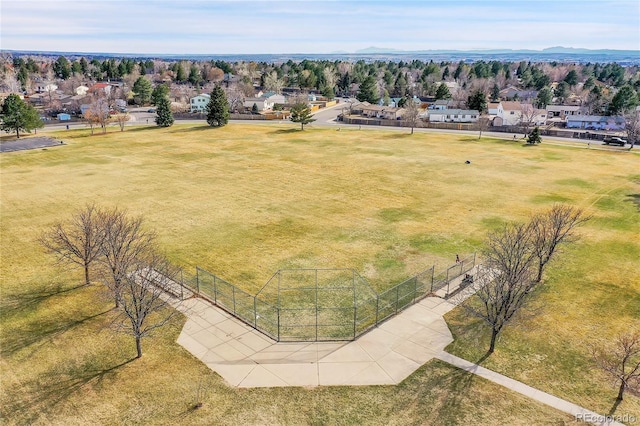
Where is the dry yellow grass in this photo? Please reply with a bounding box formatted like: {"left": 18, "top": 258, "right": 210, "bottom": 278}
{"left": 1, "top": 123, "right": 638, "bottom": 424}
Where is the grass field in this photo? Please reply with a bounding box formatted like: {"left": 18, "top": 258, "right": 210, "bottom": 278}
{"left": 1, "top": 123, "right": 638, "bottom": 424}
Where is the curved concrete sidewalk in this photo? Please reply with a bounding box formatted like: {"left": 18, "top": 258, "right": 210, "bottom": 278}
{"left": 176, "top": 296, "right": 457, "bottom": 387}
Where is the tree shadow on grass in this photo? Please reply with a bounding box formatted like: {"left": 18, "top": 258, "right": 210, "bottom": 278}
{"left": 270, "top": 128, "right": 300, "bottom": 135}
{"left": 166, "top": 125, "right": 212, "bottom": 133}
{"left": 11, "top": 357, "right": 135, "bottom": 425}
{"left": 434, "top": 359, "right": 478, "bottom": 424}
{"left": 626, "top": 193, "right": 640, "bottom": 212}
{"left": 1, "top": 309, "right": 111, "bottom": 358}
{"left": 0, "top": 281, "right": 85, "bottom": 322}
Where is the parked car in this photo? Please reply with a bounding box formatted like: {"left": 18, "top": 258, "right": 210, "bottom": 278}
{"left": 603, "top": 136, "right": 626, "bottom": 146}
{"left": 147, "top": 108, "right": 156, "bottom": 113}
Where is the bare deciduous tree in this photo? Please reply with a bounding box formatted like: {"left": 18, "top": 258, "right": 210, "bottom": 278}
{"left": 403, "top": 99, "right": 421, "bottom": 134}
{"left": 84, "top": 97, "right": 110, "bottom": 135}
{"left": 39, "top": 204, "right": 105, "bottom": 286}
{"left": 99, "top": 208, "right": 156, "bottom": 308}
{"left": 593, "top": 331, "right": 640, "bottom": 404}
{"left": 623, "top": 109, "right": 640, "bottom": 151}
{"left": 114, "top": 251, "right": 179, "bottom": 358}
{"left": 528, "top": 204, "right": 588, "bottom": 283}
{"left": 224, "top": 85, "right": 244, "bottom": 113}
{"left": 476, "top": 115, "right": 491, "bottom": 139}
{"left": 113, "top": 112, "right": 130, "bottom": 131}
{"left": 518, "top": 102, "right": 539, "bottom": 135}
{"left": 263, "top": 70, "right": 284, "bottom": 94}
{"left": 461, "top": 223, "right": 537, "bottom": 354}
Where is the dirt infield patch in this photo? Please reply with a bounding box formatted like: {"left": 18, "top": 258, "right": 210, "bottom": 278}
{"left": 0, "top": 136, "right": 65, "bottom": 153}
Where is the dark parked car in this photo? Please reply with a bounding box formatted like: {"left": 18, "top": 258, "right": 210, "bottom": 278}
{"left": 603, "top": 136, "right": 626, "bottom": 146}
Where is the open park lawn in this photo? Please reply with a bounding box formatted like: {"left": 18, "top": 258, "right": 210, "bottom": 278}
{"left": 1, "top": 123, "right": 637, "bottom": 424}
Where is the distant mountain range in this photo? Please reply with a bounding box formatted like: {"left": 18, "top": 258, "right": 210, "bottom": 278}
{"left": 3, "top": 46, "right": 639, "bottom": 65}
{"left": 348, "top": 46, "right": 639, "bottom": 55}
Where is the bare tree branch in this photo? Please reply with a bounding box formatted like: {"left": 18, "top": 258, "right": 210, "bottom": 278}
{"left": 593, "top": 331, "right": 640, "bottom": 403}
{"left": 460, "top": 222, "right": 537, "bottom": 354}
{"left": 113, "top": 251, "right": 180, "bottom": 358}
{"left": 528, "top": 204, "right": 589, "bottom": 283}
{"left": 98, "top": 208, "right": 156, "bottom": 308}
{"left": 39, "top": 204, "right": 106, "bottom": 286}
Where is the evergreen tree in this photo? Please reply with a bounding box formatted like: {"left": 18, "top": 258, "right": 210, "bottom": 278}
{"left": 290, "top": 103, "right": 315, "bottom": 130}
{"left": 154, "top": 96, "right": 174, "bottom": 127}
{"left": 53, "top": 56, "right": 71, "bottom": 79}
{"left": 554, "top": 81, "right": 569, "bottom": 104}
{"left": 467, "top": 90, "right": 487, "bottom": 113}
{"left": 608, "top": 85, "right": 639, "bottom": 116}
{"left": 0, "top": 94, "right": 43, "bottom": 139}
{"left": 175, "top": 63, "right": 186, "bottom": 82}
{"left": 535, "top": 87, "right": 552, "bottom": 109}
{"left": 491, "top": 84, "right": 500, "bottom": 102}
{"left": 132, "top": 77, "right": 153, "bottom": 105}
{"left": 527, "top": 126, "right": 542, "bottom": 144}
{"left": 564, "top": 70, "right": 579, "bottom": 87}
{"left": 442, "top": 67, "right": 450, "bottom": 80}
{"left": 206, "top": 85, "right": 230, "bottom": 127}
{"left": 382, "top": 89, "right": 391, "bottom": 106}
{"left": 150, "top": 84, "right": 169, "bottom": 106}
{"left": 435, "top": 83, "right": 451, "bottom": 100}
{"left": 188, "top": 65, "right": 202, "bottom": 86}
{"left": 251, "top": 103, "right": 259, "bottom": 114}
{"left": 356, "top": 76, "right": 379, "bottom": 103}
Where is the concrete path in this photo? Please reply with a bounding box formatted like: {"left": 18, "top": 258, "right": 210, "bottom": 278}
{"left": 175, "top": 295, "right": 458, "bottom": 387}
{"left": 436, "top": 352, "right": 625, "bottom": 426}
{"left": 171, "top": 279, "right": 621, "bottom": 425}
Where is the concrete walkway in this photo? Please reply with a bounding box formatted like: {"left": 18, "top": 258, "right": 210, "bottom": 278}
{"left": 175, "top": 295, "right": 458, "bottom": 387}
{"left": 171, "top": 280, "right": 621, "bottom": 425}
{"left": 436, "top": 352, "right": 625, "bottom": 426}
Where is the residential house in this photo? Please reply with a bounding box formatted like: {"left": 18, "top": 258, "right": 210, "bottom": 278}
{"left": 89, "top": 83, "right": 111, "bottom": 97}
{"left": 75, "top": 85, "right": 89, "bottom": 96}
{"left": 488, "top": 102, "right": 502, "bottom": 116}
{"left": 546, "top": 105, "right": 583, "bottom": 119}
{"left": 348, "top": 101, "right": 370, "bottom": 115}
{"left": 497, "top": 101, "right": 524, "bottom": 126}
{"left": 566, "top": 115, "right": 625, "bottom": 131}
{"left": 242, "top": 92, "right": 287, "bottom": 112}
{"left": 430, "top": 99, "right": 455, "bottom": 110}
{"left": 428, "top": 109, "right": 479, "bottom": 123}
{"left": 190, "top": 93, "right": 210, "bottom": 113}
{"left": 499, "top": 85, "right": 538, "bottom": 101}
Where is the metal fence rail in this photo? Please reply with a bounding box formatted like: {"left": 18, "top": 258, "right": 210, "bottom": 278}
{"left": 186, "top": 254, "right": 476, "bottom": 342}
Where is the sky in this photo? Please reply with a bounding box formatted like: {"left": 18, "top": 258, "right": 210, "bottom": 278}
{"left": 1, "top": 0, "right": 639, "bottom": 55}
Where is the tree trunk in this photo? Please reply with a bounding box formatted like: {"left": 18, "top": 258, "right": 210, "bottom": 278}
{"left": 84, "top": 265, "right": 90, "bottom": 286}
{"left": 536, "top": 263, "right": 544, "bottom": 283}
{"left": 136, "top": 336, "right": 142, "bottom": 358}
{"left": 617, "top": 381, "right": 625, "bottom": 401}
{"left": 411, "top": 126, "right": 414, "bottom": 135}
{"left": 16, "top": 128, "right": 20, "bottom": 139}
{"left": 488, "top": 329, "right": 498, "bottom": 354}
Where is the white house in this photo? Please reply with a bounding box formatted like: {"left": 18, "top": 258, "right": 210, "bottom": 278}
{"left": 546, "top": 105, "right": 583, "bottom": 119}
{"left": 243, "top": 92, "right": 287, "bottom": 112}
{"left": 428, "top": 109, "right": 479, "bottom": 123}
{"left": 75, "top": 85, "right": 89, "bottom": 96}
{"left": 492, "top": 101, "right": 547, "bottom": 127}
{"left": 190, "top": 94, "right": 210, "bottom": 113}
